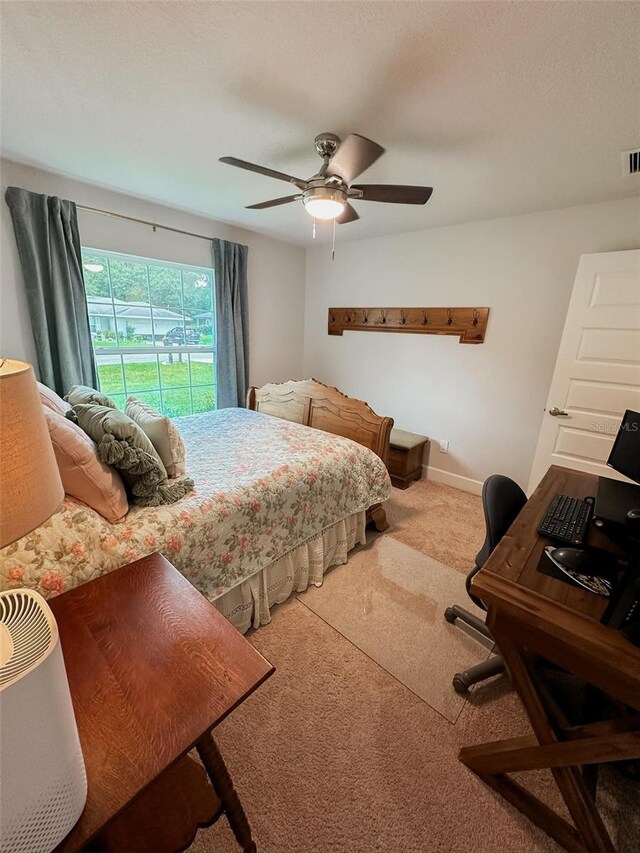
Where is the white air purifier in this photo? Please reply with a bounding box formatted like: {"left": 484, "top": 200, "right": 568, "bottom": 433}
{"left": 0, "top": 589, "right": 87, "bottom": 853}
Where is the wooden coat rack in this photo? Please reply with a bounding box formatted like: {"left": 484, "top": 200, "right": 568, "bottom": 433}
{"left": 328, "top": 307, "right": 489, "bottom": 344}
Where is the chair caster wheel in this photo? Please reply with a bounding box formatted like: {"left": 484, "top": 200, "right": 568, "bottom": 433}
{"left": 452, "top": 674, "right": 469, "bottom": 695}
{"left": 444, "top": 607, "right": 457, "bottom": 624}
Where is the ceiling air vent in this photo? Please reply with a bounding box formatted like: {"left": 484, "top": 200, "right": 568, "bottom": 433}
{"left": 621, "top": 148, "right": 640, "bottom": 176}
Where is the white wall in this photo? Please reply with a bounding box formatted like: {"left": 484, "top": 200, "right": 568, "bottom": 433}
{"left": 0, "top": 159, "right": 306, "bottom": 388}
{"left": 3, "top": 158, "right": 638, "bottom": 490}
{"left": 304, "top": 198, "right": 640, "bottom": 490}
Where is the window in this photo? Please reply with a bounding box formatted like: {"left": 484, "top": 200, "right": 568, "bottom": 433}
{"left": 81, "top": 248, "right": 216, "bottom": 418}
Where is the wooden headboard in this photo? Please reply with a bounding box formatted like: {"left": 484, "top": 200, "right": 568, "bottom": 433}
{"left": 246, "top": 379, "right": 393, "bottom": 465}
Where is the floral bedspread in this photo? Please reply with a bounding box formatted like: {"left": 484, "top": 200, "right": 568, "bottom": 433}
{"left": 0, "top": 408, "right": 390, "bottom": 601}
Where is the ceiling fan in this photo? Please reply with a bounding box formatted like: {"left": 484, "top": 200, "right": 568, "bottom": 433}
{"left": 219, "top": 132, "right": 433, "bottom": 224}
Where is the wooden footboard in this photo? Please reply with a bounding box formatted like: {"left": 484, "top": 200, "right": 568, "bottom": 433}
{"left": 246, "top": 379, "right": 393, "bottom": 466}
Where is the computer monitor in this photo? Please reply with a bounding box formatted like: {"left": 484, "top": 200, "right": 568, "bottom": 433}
{"left": 595, "top": 410, "right": 640, "bottom": 530}
{"left": 607, "top": 409, "right": 640, "bottom": 484}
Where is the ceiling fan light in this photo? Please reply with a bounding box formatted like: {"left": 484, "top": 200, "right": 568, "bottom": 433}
{"left": 302, "top": 187, "right": 346, "bottom": 220}
{"left": 304, "top": 198, "right": 345, "bottom": 219}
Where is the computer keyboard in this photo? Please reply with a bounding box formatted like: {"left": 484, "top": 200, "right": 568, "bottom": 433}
{"left": 538, "top": 494, "right": 594, "bottom": 546}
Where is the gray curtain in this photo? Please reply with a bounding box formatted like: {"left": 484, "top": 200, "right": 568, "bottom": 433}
{"left": 5, "top": 187, "right": 97, "bottom": 396}
{"left": 212, "top": 237, "right": 249, "bottom": 408}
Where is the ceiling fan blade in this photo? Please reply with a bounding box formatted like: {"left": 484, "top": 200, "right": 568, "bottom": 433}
{"left": 351, "top": 184, "right": 433, "bottom": 205}
{"left": 336, "top": 203, "right": 360, "bottom": 224}
{"left": 219, "top": 156, "right": 307, "bottom": 189}
{"left": 246, "top": 195, "right": 300, "bottom": 210}
{"left": 327, "top": 134, "right": 385, "bottom": 183}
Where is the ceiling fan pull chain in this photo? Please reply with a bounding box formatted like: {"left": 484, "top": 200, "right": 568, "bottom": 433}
{"left": 331, "top": 217, "right": 336, "bottom": 261}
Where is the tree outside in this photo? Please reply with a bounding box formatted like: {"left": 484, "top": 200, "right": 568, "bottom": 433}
{"left": 82, "top": 252, "right": 213, "bottom": 317}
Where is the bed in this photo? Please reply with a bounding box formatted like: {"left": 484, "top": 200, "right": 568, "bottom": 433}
{"left": 0, "top": 380, "right": 393, "bottom": 632}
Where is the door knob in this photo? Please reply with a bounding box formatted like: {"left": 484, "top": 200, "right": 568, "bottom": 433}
{"left": 549, "top": 407, "right": 569, "bottom": 417}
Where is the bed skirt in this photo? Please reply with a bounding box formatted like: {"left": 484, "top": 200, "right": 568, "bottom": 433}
{"left": 213, "top": 510, "right": 366, "bottom": 633}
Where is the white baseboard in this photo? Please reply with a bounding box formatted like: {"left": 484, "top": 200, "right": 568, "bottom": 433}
{"left": 422, "top": 464, "right": 483, "bottom": 496}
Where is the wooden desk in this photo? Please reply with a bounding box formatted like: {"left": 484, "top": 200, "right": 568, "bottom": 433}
{"left": 51, "top": 554, "right": 274, "bottom": 853}
{"left": 459, "top": 466, "right": 640, "bottom": 853}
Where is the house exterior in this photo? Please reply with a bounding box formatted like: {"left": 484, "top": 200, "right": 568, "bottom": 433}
{"left": 193, "top": 310, "right": 214, "bottom": 329}
{"left": 87, "top": 296, "right": 185, "bottom": 342}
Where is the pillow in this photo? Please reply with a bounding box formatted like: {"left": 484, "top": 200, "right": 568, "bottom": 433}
{"left": 65, "top": 384, "right": 116, "bottom": 408}
{"left": 67, "top": 404, "right": 194, "bottom": 507}
{"left": 125, "top": 396, "right": 186, "bottom": 478}
{"left": 43, "top": 408, "right": 128, "bottom": 523}
{"left": 37, "top": 381, "right": 71, "bottom": 415}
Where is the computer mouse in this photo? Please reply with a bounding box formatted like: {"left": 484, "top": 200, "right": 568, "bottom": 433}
{"left": 551, "top": 547, "right": 594, "bottom": 572}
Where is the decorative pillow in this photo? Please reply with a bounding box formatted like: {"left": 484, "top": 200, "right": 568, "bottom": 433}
{"left": 37, "top": 381, "right": 71, "bottom": 415}
{"left": 43, "top": 407, "right": 128, "bottom": 523}
{"left": 65, "top": 384, "right": 116, "bottom": 408}
{"left": 125, "top": 396, "right": 186, "bottom": 478}
{"left": 67, "top": 404, "right": 194, "bottom": 507}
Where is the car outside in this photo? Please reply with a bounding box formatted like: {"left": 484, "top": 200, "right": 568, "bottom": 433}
{"left": 162, "top": 326, "right": 200, "bottom": 346}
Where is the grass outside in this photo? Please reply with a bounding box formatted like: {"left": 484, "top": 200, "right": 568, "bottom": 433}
{"left": 97, "top": 360, "right": 216, "bottom": 418}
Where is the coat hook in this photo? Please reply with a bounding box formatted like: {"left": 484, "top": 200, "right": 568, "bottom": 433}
{"left": 421, "top": 311, "right": 428, "bottom": 326}
{"left": 399, "top": 309, "right": 407, "bottom": 325}
{"left": 362, "top": 310, "right": 369, "bottom": 324}
{"left": 472, "top": 309, "right": 479, "bottom": 327}
{"left": 379, "top": 309, "right": 387, "bottom": 325}
{"left": 346, "top": 311, "right": 352, "bottom": 324}
{"left": 329, "top": 311, "right": 336, "bottom": 324}
{"left": 446, "top": 309, "right": 453, "bottom": 326}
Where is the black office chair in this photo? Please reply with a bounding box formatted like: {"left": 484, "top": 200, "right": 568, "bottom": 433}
{"left": 444, "top": 474, "right": 527, "bottom": 694}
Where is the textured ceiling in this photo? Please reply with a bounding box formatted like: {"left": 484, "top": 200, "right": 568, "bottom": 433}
{"left": 1, "top": 1, "right": 638, "bottom": 246}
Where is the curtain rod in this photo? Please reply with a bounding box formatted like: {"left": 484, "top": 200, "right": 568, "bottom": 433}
{"left": 76, "top": 204, "right": 214, "bottom": 243}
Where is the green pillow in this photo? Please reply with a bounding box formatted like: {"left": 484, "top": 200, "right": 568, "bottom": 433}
{"left": 65, "top": 384, "right": 116, "bottom": 408}
{"left": 67, "top": 404, "right": 194, "bottom": 506}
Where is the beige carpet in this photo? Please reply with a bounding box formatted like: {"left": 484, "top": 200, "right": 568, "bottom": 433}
{"left": 386, "top": 479, "right": 485, "bottom": 573}
{"left": 297, "top": 536, "right": 490, "bottom": 723}
{"left": 188, "top": 480, "right": 639, "bottom": 852}
{"left": 190, "top": 600, "right": 638, "bottom": 853}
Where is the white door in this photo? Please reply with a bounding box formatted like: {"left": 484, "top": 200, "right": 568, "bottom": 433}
{"left": 528, "top": 250, "right": 640, "bottom": 492}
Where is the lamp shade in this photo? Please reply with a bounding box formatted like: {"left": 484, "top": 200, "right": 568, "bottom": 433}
{"left": 0, "top": 360, "right": 64, "bottom": 548}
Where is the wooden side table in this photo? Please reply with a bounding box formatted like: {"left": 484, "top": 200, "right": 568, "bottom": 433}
{"left": 50, "top": 553, "right": 274, "bottom": 853}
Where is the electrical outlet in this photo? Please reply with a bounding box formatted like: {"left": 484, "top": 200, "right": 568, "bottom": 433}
{"left": 438, "top": 440, "right": 449, "bottom": 454}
